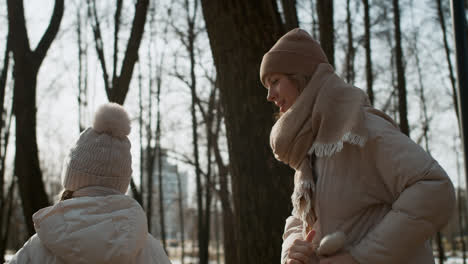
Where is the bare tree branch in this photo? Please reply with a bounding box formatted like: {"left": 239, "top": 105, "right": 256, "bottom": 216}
{"left": 113, "top": 0, "right": 124, "bottom": 85}
{"left": 113, "top": 0, "right": 150, "bottom": 104}
{"left": 166, "top": 149, "right": 208, "bottom": 178}
{"left": 7, "top": 1, "right": 30, "bottom": 56}
{"left": 87, "top": 0, "right": 111, "bottom": 95}
{"left": 33, "top": 0, "right": 64, "bottom": 67}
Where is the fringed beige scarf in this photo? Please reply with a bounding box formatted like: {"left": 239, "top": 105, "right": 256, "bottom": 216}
{"left": 270, "top": 63, "right": 370, "bottom": 237}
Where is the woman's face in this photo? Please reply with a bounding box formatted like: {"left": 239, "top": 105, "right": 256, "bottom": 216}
{"left": 266, "top": 73, "right": 299, "bottom": 113}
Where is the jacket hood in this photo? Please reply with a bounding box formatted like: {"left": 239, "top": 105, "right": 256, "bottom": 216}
{"left": 32, "top": 195, "right": 147, "bottom": 264}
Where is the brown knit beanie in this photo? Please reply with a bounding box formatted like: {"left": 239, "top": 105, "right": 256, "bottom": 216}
{"left": 260, "top": 28, "right": 329, "bottom": 87}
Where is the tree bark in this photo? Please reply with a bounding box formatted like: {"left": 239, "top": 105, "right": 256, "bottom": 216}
{"left": 0, "top": 179, "right": 15, "bottom": 263}
{"left": 362, "top": 0, "right": 374, "bottom": 105}
{"left": 146, "top": 76, "right": 155, "bottom": 233}
{"left": 87, "top": 0, "right": 149, "bottom": 203}
{"left": 7, "top": 0, "right": 64, "bottom": 236}
{"left": 201, "top": 80, "right": 217, "bottom": 264}
{"left": 436, "top": 231, "right": 446, "bottom": 263}
{"left": 214, "top": 200, "right": 220, "bottom": 264}
{"left": 310, "top": 0, "right": 319, "bottom": 39}
{"left": 176, "top": 169, "right": 186, "bottom": 264}
{"left": 0, "top": 32, "right": 11, "bottom": 239}
{"left": 316, "top": 0, "right": 335, "bottom": 67}
{"left": 0, "top": 179, "right": 16, "bottom": 263}
{"left": 345, "top": 0, "right": 355, "bottom": 83}
{"left": 455, "top": 137, "right": 467, "bottom": 264}
{"left": 156, "top": 70, "right": 167, "bottom": 252}
{"left": 412, "top": 25, "right": 445, "bottom": 263}
{"left": 200, "top": 1, "right": 294, "bottom": 263}
{"left": 212, "top": 96, "right": 237, "bottom": 264}
{"left": 392, "top": 0, "right": 410, "bottom": 136}
{"left": 177, "top": 0, "right": 210, "bottom": 263}
{"left": 281, "top": 0, "right": 299, "bottom": 30}
{"left": 436, "top": 0, "right": 459, "bottom": 122}
{"left": 0, "top": 102, "right": 13, "bottom": 261}
{"left": 76, "top": 5, "right": 87, "bottom": 133}
{"left": 88, "top": 0, "right": 149, "bottom": 104}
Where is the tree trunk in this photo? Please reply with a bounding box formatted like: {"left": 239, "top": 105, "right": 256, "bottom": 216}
{"left": 345, "top": 0, "right": 355, "bottom": 83}
{"left": 310, "top": 0, "right": 319, "bottom": 39}
{"left": 362, "top": 0, "right": 374, "bottom": 105}
{"left": 0, "top": 179, "right": 15, "bottom": 263}
{"left": 76, "top": 6, "right": 87, "bottom": 133}
{"left": 145, "top": 56, "right": 155, "bottom": 233}
{"left": 214, "top": 200, "right": 220, "bottom": 264}
{"left": 200, "top": 1, "right": 294, "bottom": 263}
{"left": 87, "top": 0, "right": 149, "bottom": 203}
{"left": 212, "top": 100, "right": 238, "bottom": 264}
{"left": 392, "top": 0, "right": 409, "bottom": 136}
{"left": 0, "top": 103, "right": 13, "bottom": 262}
{"left": 455, "top": 137, "right": 467, "bottom": 264}
{"left": 189, "top": 32, "right": 207, "bottom": 264}
{"left": 412, "top": 25, "right": 445, "bottom": 263}
{"left": 146, "top": 81, "right": 155, "bottom": 233}
{"left": 0, "top": 31, "right": 11, "bottom": 253}
{"left": 316, "top": 0, "right": 335, "bottom": 67}
{"left": 156, "top": 73, "right": 167, "bottom": 252}
{"left": 201, "top": 83, "right": 217, "bottom": 264}
{"left": 281, "top": 0, "right": 299, "bottom": 30}
{"left": 138, "top": 64, "right": 144, "bottom": 208}
{"left": 437, "top": 231, "right": 446, "bottom": 264}
{"left": 177, "top": 0, "right": 210, "bottom": 262}
{"left": 436, "top": 0, "right": 459, "bottom": 122}
{"left": 87, "top": 0, "right": 149, "bottom": 105}
{"left": 176, "top": 169, "right": 186, "bottom": 264}
{"left": 7, "top": 0, "right": 64, "bottom": 236}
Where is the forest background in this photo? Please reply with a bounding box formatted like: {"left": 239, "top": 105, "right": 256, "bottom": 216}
{"left": 0, "top": 0, "right": 467, "bottom": 263}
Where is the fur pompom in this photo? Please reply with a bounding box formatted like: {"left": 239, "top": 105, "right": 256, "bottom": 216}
{"left": 316, "top": 231, "right": 346, "bottom": 256}
{"left": 93, "top": 103, "right": 131, "bottom": 138}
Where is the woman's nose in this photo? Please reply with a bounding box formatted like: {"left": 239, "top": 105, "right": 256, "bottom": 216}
{"left": 267, "top": 89, "right": 276, "bottom": 102}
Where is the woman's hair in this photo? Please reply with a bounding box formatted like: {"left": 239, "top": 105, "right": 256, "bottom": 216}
{"left": 60, "top": 189, "right": 75, "bottom": 201}
{"left": 274, "top": 74, "right": 312, "bottom": 120}
{"left": 287, "top": 74, "right": 312, "bottom": 92}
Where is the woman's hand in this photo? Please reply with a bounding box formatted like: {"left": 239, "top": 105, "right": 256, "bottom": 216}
{"left": 286, "top": 230, "right": 317, "bottom": 264}
{"left": 319, "top": 252, "right": 359, "bottom": 264}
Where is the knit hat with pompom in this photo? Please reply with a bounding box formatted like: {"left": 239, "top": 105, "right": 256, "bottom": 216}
{"left": 62, "top": 103, "right": 132, "bottom": 194}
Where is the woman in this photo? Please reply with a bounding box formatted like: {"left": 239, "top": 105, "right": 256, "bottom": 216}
{"left": 260, "top": 28, "right": 456, "bottom": 264}
{"left": 8, "top": 103, "right": 171, "bottom": 264}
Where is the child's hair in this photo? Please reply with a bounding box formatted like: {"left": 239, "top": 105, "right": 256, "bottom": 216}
{"left": 60, "top": 190, "right": 75, "bottom": 201}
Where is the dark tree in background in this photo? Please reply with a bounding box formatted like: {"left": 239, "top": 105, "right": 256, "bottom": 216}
{"left": 200, "top": 1, "right": 295, "bottom": 263}
{"left": 345, "top": 0, "right": 356, "bottom": 83}
{"left": 7, "top": 0, "right": 64, "bottom": 237}
{"left": 0, "top": 29, "right": 14, "bottom": 264}
{"left": 392, "top": 0, "right": 410, "bottom": 136}
{"left": 281, "top": 0, "right": 299, "bottom": 30}
{"left": 87, "top": 0, "right": 150, "bottom": 205}
{"left": 362, "top": 0, "right": 374, "bottom": 105}
{"left": 316, "top": 0, "right": 335, "bottom": 66}
{"left": 87, "top": 0, "right": 149, "bottom": 105}
{"left": 436, "top": 0, "right": 459, "bottom": 122}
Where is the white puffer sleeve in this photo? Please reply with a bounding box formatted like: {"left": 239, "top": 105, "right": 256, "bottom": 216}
{"left": 349, "top": 119, "right": 456, "bottom": 264}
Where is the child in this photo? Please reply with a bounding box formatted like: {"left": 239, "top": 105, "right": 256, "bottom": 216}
{"left": 8, "top": 103, "right": 171, "bottom": 264}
